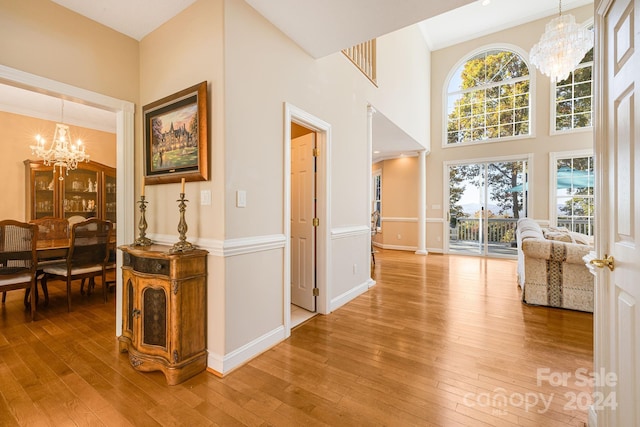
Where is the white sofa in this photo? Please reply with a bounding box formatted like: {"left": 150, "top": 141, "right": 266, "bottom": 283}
{"left": 516, "top": 218, "right": 594, "bottom": 312}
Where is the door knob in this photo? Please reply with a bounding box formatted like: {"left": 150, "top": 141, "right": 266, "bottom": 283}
{"left": 590, "top": 255, "right": 615, "bottom": 271}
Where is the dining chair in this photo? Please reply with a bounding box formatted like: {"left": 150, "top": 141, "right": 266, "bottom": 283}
{"left": 24, "top": 217, "right": 70, "bottom": 306}
{"left": 0, "top": 220, "right": 39, "bottom": 321}
{"left": 30, "top": 216, "right": 69, "bottom": 240}
{"left": 41, "top": 218, "right": 113, "bottom": 312}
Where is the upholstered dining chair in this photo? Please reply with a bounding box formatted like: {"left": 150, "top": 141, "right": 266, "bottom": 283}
{"left": 0, "top": 220, "right": 39, "bottom": 321}
{"left": 41, "top": 218, "right": 113, "bottom": 312}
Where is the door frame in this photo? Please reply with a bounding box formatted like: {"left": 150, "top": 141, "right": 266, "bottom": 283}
{"left": 284, "top": 103, "right": 331, "bottom": 338}
{"left": 443, "top": 153, "right": 533, "bottom": 256}
{"left": 0, "top": 64, "right": 135, "bottom": 336}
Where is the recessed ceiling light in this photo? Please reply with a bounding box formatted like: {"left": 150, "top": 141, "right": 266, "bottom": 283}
{"left": 482, "top": 0, "right": 491, "bottom": 5}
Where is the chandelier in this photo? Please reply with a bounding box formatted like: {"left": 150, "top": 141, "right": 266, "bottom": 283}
{"left": 529, "top": 0, "right": 594, "bottom": 82}
{"left": 30, "top": 100, "right": 89, "bottom": 179}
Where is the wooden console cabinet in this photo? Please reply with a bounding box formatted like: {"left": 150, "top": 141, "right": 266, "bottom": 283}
{"left": 118, "top": 244, "right": 208, "bottom": 385}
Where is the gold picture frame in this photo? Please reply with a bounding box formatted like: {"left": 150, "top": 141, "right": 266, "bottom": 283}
{"left": 143, "top": 81, "right": 209, "bottom": 185}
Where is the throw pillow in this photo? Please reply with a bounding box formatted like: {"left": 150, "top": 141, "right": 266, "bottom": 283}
{"left": 543, "top": 230, "right": 574, "bottom": 243}
{"left": 547, "top": 226, "right": 570, "bottom": 233}
{"left": 569, "top": 231, "right": 593, "bottom": 245}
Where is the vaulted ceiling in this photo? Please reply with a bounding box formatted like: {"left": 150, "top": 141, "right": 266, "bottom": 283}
{"left": 2, "top": 0, "right": 593, "bottom": 158}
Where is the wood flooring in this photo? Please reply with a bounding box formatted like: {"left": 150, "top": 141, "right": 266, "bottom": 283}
{"left": 0, "top": 249, "right": 593, "bottom": 426}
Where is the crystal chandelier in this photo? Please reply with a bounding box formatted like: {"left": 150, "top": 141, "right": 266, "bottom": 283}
{"left": 529, "top": 0, "right": 594, "bottom": 82}
{"left": 30, "top": 100, "right": 89, "bottom": 179}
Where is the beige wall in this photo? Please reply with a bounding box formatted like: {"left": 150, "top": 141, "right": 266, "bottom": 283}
{"left": 0, "top": 0, "right": 139, "bottom": 104}
{"left": 221, "top": 0, "right": 431, "bottom": 358}
{"left": 0, "top": 111, "right": 116, "bottom": 221}
{"left": 426, "top": 4, "right": 594, "bottom": 252}
{"left": 372, "top": 157, "right": 420, "bottom": 249}
{"left": 139, "top": 0, "right": 227, "bottom": 358}
{"left": 139, "top": 0, "right": 225, "bottom": 241}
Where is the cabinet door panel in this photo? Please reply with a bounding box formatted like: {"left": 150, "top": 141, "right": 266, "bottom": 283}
{"left": 142, "top": 286, "right": 167, "bottom": 347}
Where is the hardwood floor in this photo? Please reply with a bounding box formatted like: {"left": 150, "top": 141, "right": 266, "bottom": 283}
{"left": 0, "top": 249, "right": 593, "bottom": 426}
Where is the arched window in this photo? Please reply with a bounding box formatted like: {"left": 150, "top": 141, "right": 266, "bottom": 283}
{"left": 446, "top": 48, "right": 531, "bottom": 145}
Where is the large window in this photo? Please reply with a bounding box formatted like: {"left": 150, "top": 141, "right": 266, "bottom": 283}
{"left": 446, "top": 48, "right": 531, "bottom": 145}
{"left": 551, "top": 151, "right": 594, "bottom": 235}
{"left": 554, "top": 48, "right": 593, "bottom": 132}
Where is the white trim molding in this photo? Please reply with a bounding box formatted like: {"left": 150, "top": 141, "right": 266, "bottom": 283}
{"left": 208, "top": 326, "right": 286, "bottom": 375}
{"left": 147, "top": 233, "right": 286, "bottom": 258}
{"left": 426, "top": 217, "right": 445, "bottom": 223}
{"left": 382, "top": 217, "right": 418, "bottom": 223}
{"left": 330, "top": 278, "right": 372, "bottom": 312}
{"left": 331, "top": 225, "right": 370, "bottom": 239}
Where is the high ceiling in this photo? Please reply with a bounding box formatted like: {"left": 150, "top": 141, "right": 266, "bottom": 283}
{"left": 3, "top": 0, "right": 594, "bottom": 158}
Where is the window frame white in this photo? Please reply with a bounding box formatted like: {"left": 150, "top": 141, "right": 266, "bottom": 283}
{"left": 550, "top": 20, "right": 594, "bottom": 136}
{"left": 549, "top": 149, "right": 595, "bottom": 235}
{"left": 442, "top": 43, "right": 537, "bottom": 149}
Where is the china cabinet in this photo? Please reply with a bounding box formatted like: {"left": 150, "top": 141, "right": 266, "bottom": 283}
{"left": 118, "top": 244, "right": 208, "bottom": 385}
{"left": 24, "top": 160, "right": 116, "bottom": 223}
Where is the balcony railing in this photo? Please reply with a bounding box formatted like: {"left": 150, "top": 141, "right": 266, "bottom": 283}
{"left": 342, "top": 39, "right": 377, "bottom": 85}
{"left": 450, "top": 218, "right": 518, "bottom": 244}
{"left": 449, "top": 217, "right": 594, "bottom": 245}
{"left": 557, "top": 218, "right": 594, "bottom": 235}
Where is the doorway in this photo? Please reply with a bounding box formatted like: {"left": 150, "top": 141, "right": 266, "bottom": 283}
{"left": 0, "top": 65, "right": 134, "bottom": 335}
{"left": 290, "top": 123, "right": 317, "bottom": 326}
{"left": 446, "top": 156, "right": 530, "bottom": 257}
{"left": 284, "top": 103, "right": 331, "bottom": 337}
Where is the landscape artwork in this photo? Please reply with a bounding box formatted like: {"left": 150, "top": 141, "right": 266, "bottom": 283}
{"left": 150, "top": 103, "right": 198, "bottom": 172}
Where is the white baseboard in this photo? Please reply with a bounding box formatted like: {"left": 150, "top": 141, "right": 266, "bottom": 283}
{"left": 207, "top": 325, "right": 286, "bottom": 375}
{"left": 426, "top": 247, "right": 444, "bottom": 254}
{"left": 330, "top": 278, "right": 371, "bottom": 311}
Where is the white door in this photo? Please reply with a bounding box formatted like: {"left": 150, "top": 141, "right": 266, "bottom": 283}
{"left": 594, "top": 0, "right": 640, "bottom": 424}
{"left": 291, "top": 133, "right": 316, "bottom": 311}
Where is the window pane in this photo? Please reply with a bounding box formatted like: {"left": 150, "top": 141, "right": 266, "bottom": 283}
{"left": 556, "top": 116, "right": 572, "bottom": 131}
{"left": 575, "top": 82, "right": 591, "bottom": 98}
{"left": 556, "top": 85, "right": 573, "bottom": 101}
{"left": 574, "top": 66, "right": 592, "bottom": 83}
{"left": 499, "top": 124, "right": 513, "bottom": 137}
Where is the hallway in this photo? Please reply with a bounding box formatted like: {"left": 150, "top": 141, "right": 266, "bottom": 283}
{"left": 0, "top": 249, "right": 593, "bottom": 426}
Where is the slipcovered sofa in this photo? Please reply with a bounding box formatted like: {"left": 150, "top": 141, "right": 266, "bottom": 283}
{"left": 516, "top": 218, "right": 594, "bottom": 312}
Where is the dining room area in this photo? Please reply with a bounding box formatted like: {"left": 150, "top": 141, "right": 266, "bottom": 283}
{"left": 0, "top": 87, "right": 117, "bottom": 323}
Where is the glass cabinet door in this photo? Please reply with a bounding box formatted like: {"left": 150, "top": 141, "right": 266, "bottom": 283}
{"left": 105, "top": 174, "right": 116, "bottom": 224}
{"left": 63, "top": 168, "right": 99, "bottom": 220}
{"left": 34, "top": 169, "right": 55, "bottom": 219}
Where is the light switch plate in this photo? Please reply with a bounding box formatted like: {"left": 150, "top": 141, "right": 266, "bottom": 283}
{"left": 236, "top": 190, "right": 247, "bottom": 208}
{"left": 200, "top": 190, "right": 211, "bottom": 206}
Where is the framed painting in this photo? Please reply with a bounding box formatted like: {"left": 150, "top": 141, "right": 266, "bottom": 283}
{"left": 143, "top": 81, "right": 209, "bottom": 184}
